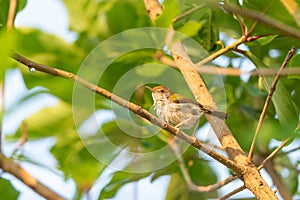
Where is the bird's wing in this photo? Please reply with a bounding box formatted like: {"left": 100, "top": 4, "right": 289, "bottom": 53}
{"left": 169, "top": 94, "right": 196, "bottom": 104}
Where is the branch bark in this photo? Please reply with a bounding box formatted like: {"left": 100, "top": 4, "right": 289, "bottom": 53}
{"left": 144, "top": 0, "right": 279, "bottom": 199}
{"left": 11, "top": 52, "right": 240, "bottom": 173}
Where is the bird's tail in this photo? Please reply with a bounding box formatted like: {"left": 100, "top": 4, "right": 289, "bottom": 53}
{"left": 197, "top": 103, "right": 228, "bottom": 119}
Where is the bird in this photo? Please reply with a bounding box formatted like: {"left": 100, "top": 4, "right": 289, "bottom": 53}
{"left": 146, "top": 85, "right": 227, "bottom": 129}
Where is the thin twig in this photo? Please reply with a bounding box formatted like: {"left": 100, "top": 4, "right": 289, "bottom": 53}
{"left": 18, "top": 121, "right": 28, "bottom": 147}
{"left": 248, "top": 46, "right": 296, "bottom": 161}
{"left": 11, "top": 52, "right": 241, "bottom": 173}
{"left": 11, "top": 121, "right": 28, "bottom": 157}
{"left": 7, "top": 0, "right": 17, "bottom": 30}
{"left": 235, "top": 14, "right": 246, "bottom": 36}
{"left": 195, "top": 36, "right": 246, "bottom": 66}
{"left": 278, "top": 146, "right": 300, "bottom": 156}
{"left": 257, "top": 138, "right": 290, "bottom": 170}
{"left": 218, "top": 185, "right": 247, "bottom": 200}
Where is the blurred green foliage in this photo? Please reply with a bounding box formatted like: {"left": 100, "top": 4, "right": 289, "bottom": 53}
{"left": 0, "top": 0, "right": 299, "bottom": 199}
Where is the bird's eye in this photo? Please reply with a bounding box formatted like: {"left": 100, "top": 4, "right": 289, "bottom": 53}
{"left": 159, "top": 89, "right": 164, "bottom": 92}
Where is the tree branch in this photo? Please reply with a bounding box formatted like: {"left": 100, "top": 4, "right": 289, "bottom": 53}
{"left": 257, "top": 138, "right": 291, "bottom": 171}
{"left": 145, "top": 0, "right": 279, "bottom": 199}
{"left": 0, "top": 152, "right": 65, "bottom": 200}
{"left": 11, "top": 52, "right": 241, "bottom": 173}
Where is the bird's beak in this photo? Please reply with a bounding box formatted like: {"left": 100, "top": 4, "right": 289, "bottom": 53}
{"left": 145, "top": 85, "right": 154, "bottom": 92}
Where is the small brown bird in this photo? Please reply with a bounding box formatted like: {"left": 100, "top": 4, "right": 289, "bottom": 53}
{"left": 146, "top": 85, "right": 227, "bottom": 129}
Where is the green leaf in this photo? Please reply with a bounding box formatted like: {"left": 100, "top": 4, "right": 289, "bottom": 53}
{"left": 177, "top": 21, "right": 203, "bottom": 37}
{"left": 242, "top": 82, "right": 267, "bottom": 97}
{"left": 256, "top": 35, "right": 278, "bottom": 46}
{"left": 0, "top": 0, "right": 27, "bottom": 30}
{"left": 165, "top": 147, "right": 218, "bottom": 200}
{"left": 15, "top": 28, "right": 84, "bottom": 103}
{"left": 63, "top": 0, "right": 149, "bottom": 39}
{"left": 99, "top": 171, "right": 150, "bottom": 199}
{"left": 151, "top": 163, "right": 178, "bottom": 182}
{"left": 63, "top": 0, "right": 101, "bottom": 35}
{"left": 156, "top": 0, "right": 180, "bottom": 27}
{"left": 166, "top": 173, "right": 189, "bottom": 200}
{"left": 0, "top": 0, "right": 9, "bottom": 30}
{"left": 184, "top": 148, "right": 218, "bottom": 186}
{"left": 17, "top": 0, "right": 27, "bottom": 13}
{"left": 288, "top": 54, "right": 300, "bottom": 80}
{"left": 245, "top": 51, "right": 299, "bottom": 132}
{"left": 0, "top": 178, "right": 20, "bottom": 199}
{"left": 51, "top": 125, "right": 105, "bottom": 192}
{"left": 196, "top": 9, "right": 219, "bottom": 51}
{"left": 135, "top": 63, "right": 168, "bottom": 78}
{"left": 257, "top": 120, "right": 293, "bottom": 146}
{"left": 106, "top": 1, "right": 141, "bottom": 34}
{"left": 87, "top": 119, "right": 176, "bottom": 172}
{"left": 166, "top": 172, "right": 215, "bottom": 200}
{"left": 0, "top": 31, "right": 18, "bottom": 79}
{"left": 10, "top": 101, "right": 72, "bottom": 139}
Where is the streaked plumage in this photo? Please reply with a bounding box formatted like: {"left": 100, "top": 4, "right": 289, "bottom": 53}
{"left": 146, "top": 85, "right": 226, "bottom": 129}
